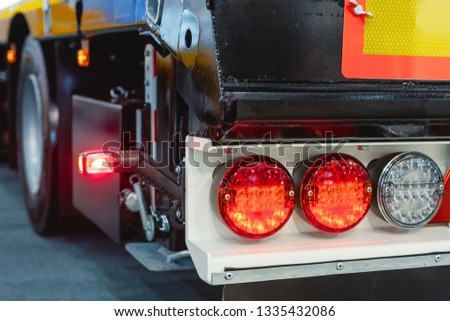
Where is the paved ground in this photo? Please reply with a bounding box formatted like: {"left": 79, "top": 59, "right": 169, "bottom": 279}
{"left": 0, "top": 164, "right": 221, "bottom": 300}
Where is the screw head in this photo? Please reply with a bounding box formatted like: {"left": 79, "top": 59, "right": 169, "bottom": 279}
{"left": 307, "top": 190, "right": 314, "bottom": 197}
{"left": 224, "top": 194, "right": 231, "bottom": 201}
{"left": 336, "top": 262, "right": 344, "bottom": 271}
{"left": 224, "top": 272, "right": 233, "bottom": 280}
{"left": 367, "top": 186, "right": 372, "bottom": 193}
{"left": 289, "top": 190, "right": 295, "bottom": 197}
{"left": 353, "top": 4, "right": 364, "bottom": 15}
{"left": 176, "top": 209, "right": 182, "bottom": 219}
{"left": 435, "top": 255, "right": 442, "bottom": 262}
{"left": 175, "top": 166, "right": 182, "bottom": 175}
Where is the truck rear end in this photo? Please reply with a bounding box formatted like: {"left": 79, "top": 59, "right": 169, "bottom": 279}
{"left": 1, "top": 0, "right": 450, "bottom": 295}
{"left": 184, "top": 0, "right": 450, "bottom": 285}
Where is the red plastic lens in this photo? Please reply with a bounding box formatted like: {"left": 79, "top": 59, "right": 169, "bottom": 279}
{"left": 218, "top": 155, "right": 295, "bottom": 239}
{"left": 86, "top": 153, "right": 114, "bottom": 174}
{"left": 78, "top": 152, "right": 115, "bottom": 175}
{"left": 300, "top": 154, "right": 372, "bottom": 233}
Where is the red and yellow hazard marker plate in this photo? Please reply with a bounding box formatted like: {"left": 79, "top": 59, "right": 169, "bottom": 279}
{"left": 342, "top": 0, "right": 450, "bottom": 80}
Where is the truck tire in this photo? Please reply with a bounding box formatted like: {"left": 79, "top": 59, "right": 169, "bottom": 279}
{"left": 16, "top": 36, "right": 59, "bottom": 235}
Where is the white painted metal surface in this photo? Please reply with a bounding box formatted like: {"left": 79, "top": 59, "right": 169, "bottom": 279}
{"left": 185, "top": 136, "right": 450, "bottom": 284}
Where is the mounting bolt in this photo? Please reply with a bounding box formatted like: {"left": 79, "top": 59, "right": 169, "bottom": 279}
{"left": 224, "top": 272, "right": 233, "bottom": 281}
{"left": 307, "top": 190, "right": 314, "bottom": 197}
{"left": 224, "top": 194, "right": 231, "bottom": 201}
{"left": 435, "top": 255, "right": 442, "bottom": 263}
{"left": 289, "top": 190, "right": 295, "bottom": 197}
{"left": 336, "top": 262, "right": 344, "bottom": 271}
{"left": 367, "top": 186, "right": 372, "bottom": 193}
{"left": 176, "top": 209, "right": 182, "bottom": 220}
{"left": 175, "top": 166, "right": 182, "bottom": 175}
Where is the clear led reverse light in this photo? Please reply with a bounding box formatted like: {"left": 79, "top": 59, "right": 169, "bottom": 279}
{"left": 377, "top": 152, "right": 444, "bottom": 229}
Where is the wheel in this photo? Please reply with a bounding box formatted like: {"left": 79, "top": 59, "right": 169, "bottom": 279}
{"left": 16, "top": 36, "right": 59, "bottom": 234}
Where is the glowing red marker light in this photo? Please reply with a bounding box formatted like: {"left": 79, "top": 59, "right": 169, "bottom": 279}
{"left": 78, "top": 152, "right": 114, "bottom": 175}
{"left": 300, "top": 154, "right": 372, "bottom": 233}
{"left": 217, "top": 155, "right": 295, "bottom": 239}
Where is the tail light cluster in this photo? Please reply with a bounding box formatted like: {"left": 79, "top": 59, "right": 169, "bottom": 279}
{"left": 216, "top": 152, "right": 445, "bottom": 239}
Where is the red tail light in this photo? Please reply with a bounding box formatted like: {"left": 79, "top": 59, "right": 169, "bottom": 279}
{"left": 300, "top": 154, "right": 372, "bottom": 233}
{"left": 217, "top": 155, "right": 295, "bottom": 239}
{"left": 78, "top": 150, "right": 139, "bottom": 176}
{"left": 78, "top": 152, "right": 115, "bottom": 175}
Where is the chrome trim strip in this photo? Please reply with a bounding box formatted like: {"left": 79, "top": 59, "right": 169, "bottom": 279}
{"left": 212, "top": 252, "right": 450, "bottom": 285}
